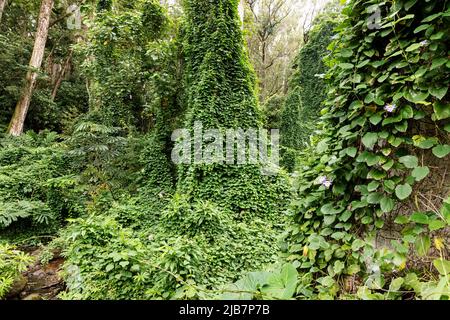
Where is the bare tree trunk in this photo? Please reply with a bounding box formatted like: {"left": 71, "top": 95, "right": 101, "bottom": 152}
{"left": 7, "top": 0, "right": 54, "bottom": 136}
{"left": 51, "top": 49, "right": 73, "bottom": 101}
{"left": 0, "top": 0, "right": 7, "bottom": 24}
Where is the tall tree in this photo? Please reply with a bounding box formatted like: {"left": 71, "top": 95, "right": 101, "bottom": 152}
{"left": 245, "top": 0, "right": 290, "bottom": 101}
{"left": 7, "top": 0, "right": 54, "bottom": 136}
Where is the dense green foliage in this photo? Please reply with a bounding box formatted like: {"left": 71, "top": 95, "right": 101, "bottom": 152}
{"left": 140, "top": 0, "right": 290, "bottom": 297}
{"left": 0, "top": 243, "right": 33, "bottom": 299}
{"left": 0, "top": 0, "right": 448, "bottom": 302}
{"left": 280, "top": 10, "right": 339, "bottom": 171}
{"left": 178, "top": 0, "right": 285, "bottom": 215}
{"left": 285, "top": 0, "right": 450, "bottom": 299}
{"left": 0, "top": 131, "right": 85, "bottom": 232}
{"left": 0, "top": 0, "right": 88, "bottom": 132}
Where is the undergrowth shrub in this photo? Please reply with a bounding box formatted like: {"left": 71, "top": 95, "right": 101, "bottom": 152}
{"left": 60, "top": 216, "right": 151, "bottom": 300}
{"left": 0, "top": 131, "right": 86, "bottom": 234}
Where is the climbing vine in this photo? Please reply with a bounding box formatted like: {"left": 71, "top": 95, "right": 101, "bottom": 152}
{"left": 286, "top": 0, "right": 450, "bottom": 299}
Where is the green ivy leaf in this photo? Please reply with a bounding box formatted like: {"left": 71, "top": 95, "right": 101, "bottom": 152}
{"left": 394, "top": 215, "right": 409, "bottom": 224}
{"left": 346, "top": 264, "right": 361, "bottom": 275}
{"left": 429, "top": 86, "right": 449, "bottom": 100}
{"left": 405, "top": 43, "right": 421, "bottom": 52}
{"left": 339, "top": 49, "right": 353, "bottom": 58}
{"left": 389, "top": 277, "right": 404, "bottom": 292}
{"left": 431, "top": 58, "right": 448, "bottom": 70}
{"left": 433, "top": 102, "right": 450, "bottom": 120}
{"left": 367, "top": 181, "right": 380, "bottom": 192}
{"left": 395, "top": 121, "right": 408, "bottom": 132}
{"left": 399, "top": 155, "right": 418, "bottom": 168}
{"left": 410, "top": 212, "right": 429, "bottom": 224}
{"left": 339, "top": 63, "right": 354, "bottom": 70}
{"left": 430, "top": 31, "right": 445, "bottom": 40}
{"left": 351, "top": 239, "right": 365, "bottom": 251}
{"left": 362, "top": 132, "right": 378, "bottom": 149}
{"left": 345, "top": 147, "right": 358, "bottom": 158}
{"left": 411, "top": 166, "right": 430, "bottom": 181}
{"left": 367, "top": 193, "right": 383, "bottom": 204}
{"left": 380, "top": 197, "right": 395, "bottom": 213}
{"left": 321, "top": 203, "right": 343, "bottom": 215}
{"left": 413, "top": 24, "right": 430, "bottom": 33}
{"left": 428, "top": 220, "right": 446, "bottom": 231}
{"left": 413, "top": 136, "right": 438, "bottom": 149}
{"left": 368, "top": 169, "right": 387, "bottom": 180}
{"left": 333, "top": 260, "right": 345, "bottom": 274}
{"left": 405, "top": 90, "right": 429, "bottom": 103}
{"left": 433, "top": 259, "right": 450, "bottom": 275}
{"left": 369, "top": 113, "right": 383, "bottom": 125}
{"left": 445, "top": 123, "right": 450, "bottom": 133}
{"left": 432, "top": 145, "right": 450, "bottom": 158}
{"left": 395, "top": 184, "right": 412, "bottom": 200}
{"left": 422, "top": 12, "right": 443, "bottom": 23}
{"left": 400, "top": 106, "right": 414, "bottom": 119}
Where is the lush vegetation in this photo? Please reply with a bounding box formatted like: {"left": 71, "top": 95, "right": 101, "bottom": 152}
{"left": 0, "top": 0, "right": 448, "bottom": 301}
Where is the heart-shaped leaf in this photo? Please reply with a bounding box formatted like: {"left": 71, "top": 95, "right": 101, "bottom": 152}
{"left": 432, "top": 145, "right": 450, "bottom": 158}
{"left": 395, "top": 183, "right": 412, "bottom": 200}
{"left": 412, "top": 166, "right": 430, "bottom": 181}
{"left": 399, "top": 155, "right": 418, "bottom": 168}
{"left": 380, "top": 196, "right": 395, "bottom": 213}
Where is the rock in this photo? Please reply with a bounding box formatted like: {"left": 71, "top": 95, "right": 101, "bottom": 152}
{"left": 6, "top": 275, "right": 28, "bottom": 298}
{"left": 46, "top": 270, "right": 55, "bottom": 276}
{"left": 22, "top": 293, "right": 43, "bottom": 300}
{"left": 32, "top": 270, "right": 46, "bottom": 279}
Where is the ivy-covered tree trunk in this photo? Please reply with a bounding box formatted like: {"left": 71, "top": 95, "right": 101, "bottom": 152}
{"left": 179, "top": 0, "right": 282, "bottom": 215}
{"left": 280, "top": 15, "right": 338, "bottom": 170}
{"left": 7, "top": 0, "right": 53, "bottom": 136}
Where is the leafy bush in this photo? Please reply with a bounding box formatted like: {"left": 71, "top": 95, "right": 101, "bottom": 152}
{"left": 60, "top": 216, "right": 152, "bottom": 300}
{"left": 0, "top": 131, "right": 86, "bottom": 232}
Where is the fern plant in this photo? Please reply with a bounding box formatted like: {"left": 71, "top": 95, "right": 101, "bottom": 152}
{"left": 0, "top": 243, "right": 33, "bottom": 299}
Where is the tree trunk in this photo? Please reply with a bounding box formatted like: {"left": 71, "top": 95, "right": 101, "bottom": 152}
{"left": 0, "top": 0, "right": 7, "bottom": 24}
{"left": 51, "top": 49, "right": 73, "bottom": 101}
{"left": 7, "top": 0, "right": 54, "bottom": 136}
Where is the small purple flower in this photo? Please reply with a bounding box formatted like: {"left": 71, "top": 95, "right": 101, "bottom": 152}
{"left": 318, "top": 176, "right": 333, "bottom": 189}
{"left": 420, "top": 40, "right": 429, "bottom": 47}
{"left": 384, "top": 103, "right": 397, "bottom": 113}
{"left": 323, "top": 180, "right": 333, "bottom": 189}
